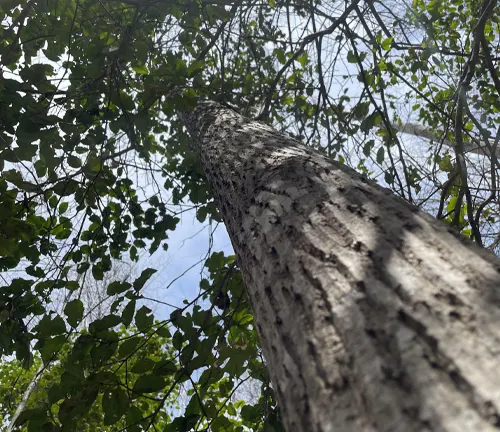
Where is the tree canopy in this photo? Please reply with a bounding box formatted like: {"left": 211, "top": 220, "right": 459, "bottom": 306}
{"left": 1, "top": 325, "right": 181, "bottom": 431}
{"left": 1, "top": 0, "right": 500, "bottom": 430}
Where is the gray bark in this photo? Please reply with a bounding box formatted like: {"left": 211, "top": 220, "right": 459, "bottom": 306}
{"left": 7, "top": 362, "right": 44, "bottom": 432}
{"left": 393, "top": 122, "right": 495, "bottom": 156}
{"left": 180, "top": 101, "right": 500, "bottom": 432}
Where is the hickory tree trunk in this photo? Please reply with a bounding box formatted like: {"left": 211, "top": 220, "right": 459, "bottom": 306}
{"left": 180, "top": 101, "right": 500, "bottom": 432}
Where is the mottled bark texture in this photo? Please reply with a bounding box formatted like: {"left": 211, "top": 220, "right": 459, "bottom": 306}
{"left": 180, "top": 101, "right": 500, "bottom": 432}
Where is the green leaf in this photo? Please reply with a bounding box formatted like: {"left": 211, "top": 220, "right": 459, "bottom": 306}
{"left": 90, "top": 339, "right": 119, "bottom": 366}
{"left": 133, "top": 375, "right": 166, "bottom": 393}
{"left": 163, "top": 415, "right": 201, "bottom": 432}
{"left": 134, "top": 112, "right": 151, "bottom": 133}
{"left": 296, "top": 52, "right": 308, "bottom": 68}
{"left": 14, "top": 143, "right": 38, "bottom": 161}
{"left": 211, "top": 416, "right": 232, "bottom": 430}
{"left": 40, "top": 335, "right": 66, "bottom": 363}
{"left": 34, "top": 160, "right": 47, "bottom": 177}
{"left": 102, "top": 388, "right": 129, "bottom": 425}
{"left": 64, "top": 299, "right": 84, "bottom": 328}
{"left": 92, "top": 264, "right": 104, "bottom": 281}
{"left": 156, "top": 326, "right": 171, "bottom": 338}
{"left": 381, "top": 37, "right": 393, "bottom": 50}
{"left": 133, "top": 268, "right": 157, "bottom": 291}
{"left": 58, "top": 202, "right": 69, "bottom": 215}
{"left": 376, "top": 147, "right": 385, "bottom": 164}
{"left": 187, "top": 60, "right": 205, "bottom": 76}
{"left": 2, "top": 169, "right": 24, "bottom": 187}
{"left": 234, "top": 311, "right": 253, "bottom": 325}
{"left": 38, "top": 315, "right": 66, "bottom": 336}
{"left": 363, "top": 139, "right": 375, "bottom": 157}
{"left": 107, "top": 281, "right": 131, "bottom": 295}
{"left": 67, "top": 155, "right": 82, "bottom": 168}
{"left": 53, "top": 179, "right": 79, "bottom": 197}
{"left": 153, "top": 359, "right": 177, "bottom": 376}
{"left": 439, "top": 154, "right": 454, "bottom": 172}
{"left": 135, "top": 306, "right": 153, "bottom": 332}
{"left": 273, "top": 48, "right": 286, "bottom": 65}
{"left": 131, "top": 357, "right": 155, "bottom": 373}
{"left": 241, "top": 404, "right": 260, "bottom": 422}
{"left": 353, "top": 101, "right": 370, "bottom": 119}
{"left": 89, "top": 314, "right": 121, "bottom": 333}
{"left": 347, "top": 50, "right": 357, "bottom": 63}
{"left": 122, "top": 299, "right": 136, "bottom": 327}
{"left": 131, "top": 62, "right": 148, "bottom": 75}
{"left": 118, "top": 337, "right": 141, "bottom": 357}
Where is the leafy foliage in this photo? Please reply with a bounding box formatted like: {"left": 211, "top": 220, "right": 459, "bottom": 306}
{"left": 0, "top": 326, "right": 180, "bottom": 431}
{"left": 1, "top": 0, "right": 500, "bottom": 429}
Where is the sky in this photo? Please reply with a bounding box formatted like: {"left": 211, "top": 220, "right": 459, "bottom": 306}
{"left": 139, "top": 206, "right": 233, "bottom": 320}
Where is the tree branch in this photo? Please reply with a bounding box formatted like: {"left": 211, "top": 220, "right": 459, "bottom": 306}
{"left": 257, "top": 1, "right": 359, "bottom": 121}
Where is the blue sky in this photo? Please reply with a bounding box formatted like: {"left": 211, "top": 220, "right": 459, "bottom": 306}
{"left": 138, "top": 207, "right": 234, "bottom": 320}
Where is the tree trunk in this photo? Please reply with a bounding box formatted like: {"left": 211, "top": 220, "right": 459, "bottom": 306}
{"left": 7, "top": 362, "right": 45, "bottom": 432}
{"left": 180, "top": 101, "right": 500, "bottom": 432}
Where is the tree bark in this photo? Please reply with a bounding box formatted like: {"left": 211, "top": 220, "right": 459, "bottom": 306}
{"left": 7, "top": 361, "right": 44, "bottom": 432}
{"left": 393, "top": 122, "right": 495, "bottom": 157}
{"left": 180, "top": 101, "right": 500, "bottom": 432}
